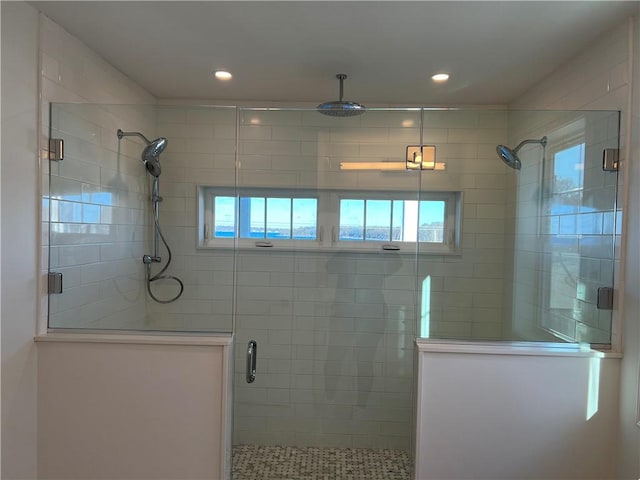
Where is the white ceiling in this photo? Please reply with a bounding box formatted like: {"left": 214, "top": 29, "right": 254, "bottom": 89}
{"left": 32, "top": 1, "right": 639, "bottom": 105}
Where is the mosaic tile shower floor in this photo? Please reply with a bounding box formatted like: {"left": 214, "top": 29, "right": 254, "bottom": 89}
{"left": 232, "top": 445, "right": 411, "bottom": 480}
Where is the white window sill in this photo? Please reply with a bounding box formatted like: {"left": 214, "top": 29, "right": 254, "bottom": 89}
{"left": 197, "top": 240, "right": 460, "bottom": 255}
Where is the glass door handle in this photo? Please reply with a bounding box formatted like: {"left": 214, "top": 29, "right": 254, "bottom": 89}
{"left": 246, "top": 340, "right": 257, "bottom": 383}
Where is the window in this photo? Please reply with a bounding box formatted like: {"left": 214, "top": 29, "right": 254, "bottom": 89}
{"left": 199, "top": 187, "right": 460, "bottom": 254}
{"left": 212, "top": 195, "right": 318, "bottom": 240}
{"left": 338, "top": 198, "right": 446, "bottom": 243}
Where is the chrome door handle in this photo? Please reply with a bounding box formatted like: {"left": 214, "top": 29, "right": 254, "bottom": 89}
{"left": 246, "top": 340, "right": 257, "bottom": 383}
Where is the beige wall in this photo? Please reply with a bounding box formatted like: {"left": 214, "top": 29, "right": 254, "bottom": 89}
{"left": 1, "top": 2, "right": 40, "bottom": 478}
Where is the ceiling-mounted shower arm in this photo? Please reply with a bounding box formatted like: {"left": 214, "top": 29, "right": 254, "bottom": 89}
{"left": 117, "top": 128, "right": 152, "bottom": 145}
{"left": 337, "top": 73, "right": 346, "bottom": 101}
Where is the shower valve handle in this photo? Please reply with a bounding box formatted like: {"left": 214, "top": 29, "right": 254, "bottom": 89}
{"left": 143, "top": 254, "right": 162, "bottom": 264}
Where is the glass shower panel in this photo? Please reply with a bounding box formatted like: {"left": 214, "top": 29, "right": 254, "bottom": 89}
{"left": 48, "top": 103, "right": 236, "bottom": 333}
{"left": 536, "top": 111, "right": 620, "bottom": 344}
{"left": 232, "top": 108, "right": 421, "bottom": 467}
{"left": 415, "top": 109, "right": 619, "bottom": 344}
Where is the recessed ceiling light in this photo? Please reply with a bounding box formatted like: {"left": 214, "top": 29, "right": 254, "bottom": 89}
{"left": 214, "top": 70, "right": 232, "bottom": 81}
{"left": 431, "top": 73, "right": 450, "bottom": 83}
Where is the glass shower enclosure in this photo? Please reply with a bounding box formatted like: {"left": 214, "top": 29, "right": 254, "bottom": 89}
{"left": 47, "top": 103, "right": 620, "bottom": 478}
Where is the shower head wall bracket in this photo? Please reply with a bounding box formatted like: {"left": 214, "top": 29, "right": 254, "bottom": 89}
{"left": 117, "top": 129, "right": 152, "bottom": 145}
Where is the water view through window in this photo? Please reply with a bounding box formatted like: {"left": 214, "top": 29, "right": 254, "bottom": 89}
{"left": 210, "top": 190, "right": 452, "bottom": 247}
{"left": 339, "top": 199, "right": 445, "bottom": 243}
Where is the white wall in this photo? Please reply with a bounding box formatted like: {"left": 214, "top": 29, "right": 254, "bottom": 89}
{"left": 415, "top": 344, "right": 620, "bottom": 480}
{"left": 1, "top": 2, "right": 40, "bottom": 478}
{"left": 36, "top": 335, "right": 232, "bottom": 480}
{"left": 617, "top": 9, "right": 640, "bottom": 480}
{"left": 512, "top": 16, "right": 640, "bottom": 478}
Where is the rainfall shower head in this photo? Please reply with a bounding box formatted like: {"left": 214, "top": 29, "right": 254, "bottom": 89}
{"left": 496, "top": 136, "right": 547, "bottom": 170}
{"left": 116, "top": 129, "right": 166, "bottom": 177}
{"left": 317, "top": 74, "right": 365, "bottom": 117}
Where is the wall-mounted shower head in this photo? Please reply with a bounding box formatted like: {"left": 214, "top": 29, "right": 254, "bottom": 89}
{"left": 317, "top": 74, "right": 365, "bottom": 117}
{"left": 141, "top": 137, "right": 167, "bottom": 177}
{"left": 496, "top": 136, "right": 547, "bottom": 170}
{"left": 117, "top": 129, "right": 166, "bottom": 177}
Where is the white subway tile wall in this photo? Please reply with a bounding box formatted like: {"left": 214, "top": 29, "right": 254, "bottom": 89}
{"left": 153, "top": 106, "right": 236, "bottom": 332}
{"left": 506, "top": 111, "right": 619, "bottom": 344}
{"left": 47, "top": 103, "right": 159, "bottom": 329}
{"left": 39, "top": 14, "right": 157, "bottom": 331}
{"left": 160, "top": 106, "right": 509, "bottom": 449}
{"left": 215, "top": 109, "right": 507, "bottom": 448}
{"left": 507, "top": 22, "right": 629, "bottom": 345}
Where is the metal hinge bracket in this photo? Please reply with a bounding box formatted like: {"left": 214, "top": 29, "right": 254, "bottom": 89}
{"left": 49, "top": 138, "right": 64, "bottom": 161}
{"left": 596, "top": 287, "right": 614, "bottom": 310}
{"left": 602, "top": 149, "right": 619, "bottom": 172}
{"left": 48, "top": 272, "right": 63, "bottom": 294}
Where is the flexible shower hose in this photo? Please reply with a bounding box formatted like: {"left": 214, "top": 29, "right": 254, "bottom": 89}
{"left": 146, "top": 215, "right": 184, "bottom": 304}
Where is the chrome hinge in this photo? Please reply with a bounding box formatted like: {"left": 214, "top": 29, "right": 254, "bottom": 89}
{"left": 48, "top": 272, "right": 63, "bottom": 294}
{"left": 49, "top": 138, "right": 64, "bottom": 161}
{"left": 596, "top": 287, "right": 614, "bottom": 310}
{"left": 602, "top": 149, "right": 619, "bottom": 172}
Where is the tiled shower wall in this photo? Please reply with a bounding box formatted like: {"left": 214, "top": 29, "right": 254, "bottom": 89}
{"left": 48, "top": 104, "right": 158, "bottom": 329}
{"left": 506, "top": 22, "right": 630, "bottom": 345}
{"left": 505, "top": 111, "right": 619, "bottom": 343}
{"left": 40, "top": 14, "right": 157, "bottom": 330}
{"left": 154, "top": 107, "right": 510, "bottom": 448}
{"left": 151, "top": 106, "right": 237, "bottom": 332}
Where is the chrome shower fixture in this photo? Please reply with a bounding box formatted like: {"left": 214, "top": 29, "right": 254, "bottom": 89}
{"left": 317, "top": 74, "right": 366, "bottom": 117}
{"left": 496, "top": 136, "right": 547, "bottom": 170}
{"left": 116, "top": 128, "right": 183, "bottom": 303}
{"left": 117, "top": 129, "right": 167, "bottom": 177}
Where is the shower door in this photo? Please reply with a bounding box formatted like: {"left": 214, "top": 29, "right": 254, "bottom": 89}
{"left": 231, "top": 108, "right": 421, "bottom": 473}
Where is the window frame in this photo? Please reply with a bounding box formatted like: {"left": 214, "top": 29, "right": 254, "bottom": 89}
{"left": 197, "top": 186, "right": 462, "bottom": 255}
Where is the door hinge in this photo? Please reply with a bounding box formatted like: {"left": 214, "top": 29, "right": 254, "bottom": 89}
{"left": 602, "top": 149, "right": 619, "bottom": 172}
{"left": 596, "top": 287, "right": 614, "bottom": 310}
{"left": 49, "top": 138, "right": 64, "bottom": 161}
{"left": 48, "top": 272, "right": 63, "bottom": 294}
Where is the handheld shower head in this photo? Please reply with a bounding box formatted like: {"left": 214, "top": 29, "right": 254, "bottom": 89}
{"left": 144, "top": 158, "right": 162, "bottom": 177}
{"left": 141, "top": 137, "right": 167, "bottom": 177}
{"left": 116, "top": 130, "right": 166, "bottom": 177}
{"left": 496, "top": 136, "right": 547, "bottom": 170}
